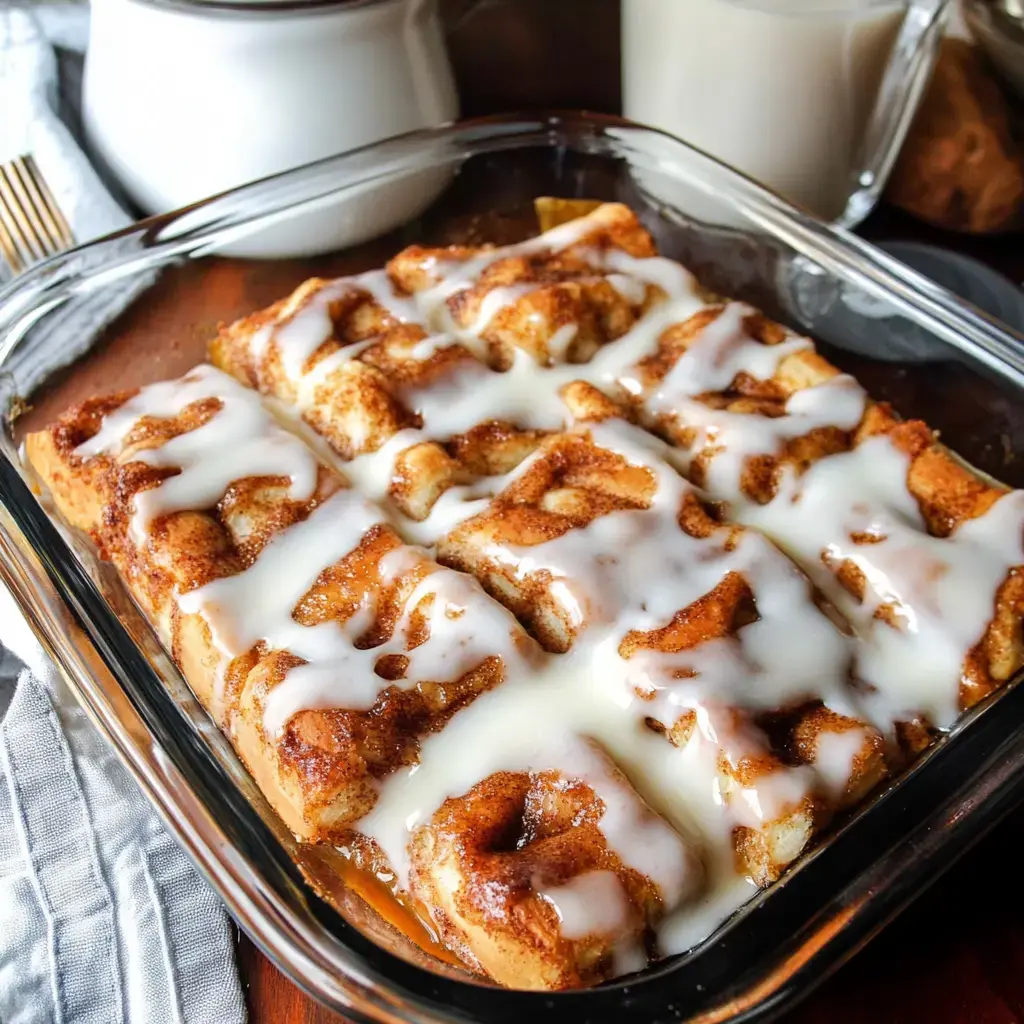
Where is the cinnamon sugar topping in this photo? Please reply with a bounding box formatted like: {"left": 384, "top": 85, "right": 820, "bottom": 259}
{"left": 28, "top": 202, "right": 1024, "bottom": 991}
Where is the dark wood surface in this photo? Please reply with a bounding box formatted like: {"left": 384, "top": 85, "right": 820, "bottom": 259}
{"left": 228, "top": 206, "right": 1024, "bottom": 1023}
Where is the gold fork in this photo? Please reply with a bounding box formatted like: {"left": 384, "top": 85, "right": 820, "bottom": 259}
{"left": 0, "top": 154, "right": 76, "bottom": 275}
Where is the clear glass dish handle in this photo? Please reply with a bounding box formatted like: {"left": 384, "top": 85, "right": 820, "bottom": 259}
{"left": 840, "top": 0, "right": 952, "bottom": 228}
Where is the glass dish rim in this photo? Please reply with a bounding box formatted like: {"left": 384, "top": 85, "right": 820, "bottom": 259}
{"left": 2, "top": 111, "right": 1024, "bottom": 1023}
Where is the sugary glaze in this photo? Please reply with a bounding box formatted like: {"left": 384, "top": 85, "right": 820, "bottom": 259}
{"left": 26, "top": 365, "right": 539, "bottom": 841}
{"left": 27, "top": 202, "right": 1024, "bottom": 992}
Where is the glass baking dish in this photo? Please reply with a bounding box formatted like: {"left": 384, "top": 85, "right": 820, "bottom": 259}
{"left": 2, "top": 112, "right": 1024, "bottom": 1023}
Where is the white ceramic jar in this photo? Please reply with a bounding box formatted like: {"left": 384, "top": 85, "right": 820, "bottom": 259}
{"left": 83, "top": 0, "right": 459, "bottom": 254}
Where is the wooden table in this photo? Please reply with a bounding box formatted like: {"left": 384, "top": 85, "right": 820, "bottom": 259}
{"left": 233, "top": 205, "right": 1024, "bottom": 1024}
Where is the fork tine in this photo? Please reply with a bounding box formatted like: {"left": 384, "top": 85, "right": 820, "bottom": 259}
{"left": 0, "top": 169, "right": 38, "bottom": 271}
{"left": 2, "top": 161, "right": 54, "bottom": 263}
{"left": 0, "top": 208, "right": 23, "bottom": 275}
{"left": 11, "top": 156, "right": 66, "bottom": 256}
{"left": 0, "top": 154, "right": 76, "bottom": 275}
{"left": 19, "top": 155, "right": 75, "bottom": 251}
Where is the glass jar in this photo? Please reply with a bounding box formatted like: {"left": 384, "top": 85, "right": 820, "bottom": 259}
{"left": 622, "top": 0, "right": 951, "bottom": 225}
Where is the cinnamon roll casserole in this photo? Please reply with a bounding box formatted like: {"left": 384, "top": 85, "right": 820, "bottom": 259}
{"left": 26, "top": 202, "right": 1024, "bottom": 991}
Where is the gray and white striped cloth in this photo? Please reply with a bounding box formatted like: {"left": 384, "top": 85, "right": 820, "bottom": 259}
{"left": 0, "top": 586, "right": 245, "bottom": 1024}
{"left": 0, "top": 7, "right": 246, "bottom": 1023}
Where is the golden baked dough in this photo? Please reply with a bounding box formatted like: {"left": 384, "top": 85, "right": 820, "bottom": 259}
{"left": 26, "top": 368, "right": 537, "bottom": 843}
{"left": 27, "top": 201, "right": 1024, "bottom": 992}
{"left": 409, "top": 753, "right": 691, "bottom": 990}
{"left": 436, "top": 421, "right": 886, "bottom": 886}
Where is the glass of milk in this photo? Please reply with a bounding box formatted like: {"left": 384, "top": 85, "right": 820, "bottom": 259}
{"left": 622, "top": 0, "right": 951, "bottom": 225}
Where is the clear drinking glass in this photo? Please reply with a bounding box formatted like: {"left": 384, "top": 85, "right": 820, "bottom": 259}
{"left": 622, "top": 0, "right": 951, "bottom": 226}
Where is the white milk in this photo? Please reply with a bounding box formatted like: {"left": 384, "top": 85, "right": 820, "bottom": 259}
{"left": 622, "top": 0, "right": 905, "bottom": 221}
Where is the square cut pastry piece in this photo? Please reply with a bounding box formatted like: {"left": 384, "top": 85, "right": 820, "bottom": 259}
{"left": 211, "top": 271, "right": 482, "bottom": 460}
{"left": 25, "top": 364, "right": 540, "bottom": 843}
{"left": 407, "top": 741, "right": 699, "bottom": 990}
{"left": 386, "top": 202, "right": 664, "bottom": 369}
{"left": 619, "top": 300, "right": 869, "bottom": 505}
{"left": 741, "top": 402, "right": 1024, "bottom": 738}
{"left": 625, "top": 587, "right": 887, "bottom": 885}
{"left": 437, "top": 413, "right": 885, "bottom": 884}
{"left": 437, "top": 423, "right": 662, "bottom": 653}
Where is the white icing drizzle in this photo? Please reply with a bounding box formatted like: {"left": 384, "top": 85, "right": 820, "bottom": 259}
{"left": 399, "top": 350, "right": 570, "bottom": 439}
{"left": 607, "top": 272, "right": 648, "bottom": 306}
{"left": 362, "top": 708, "right": 701, "bottom": 906}
{"left": 360, "top": 419, "right": 852, "bottom": 950}
{"left": 466, "top": 283, "right": 538, "bottom": 339}
{"left": 75, "top": 365, "right": 320, "bottom": 544}
{"left": 80, "top": 207, "right": 1024, "bottom": 975}
{"left": 602, "top": 248, "right": 697, "bottom": 297}
{"left": 294, "top": 338, "right": 378, "bottom": 412}
{"left": 656, "top": 872, "right": 756, "bottom": 955}
{"left": 493, "top": 422, "right": 847, "bottom": 816}
{"left": 177, "top": 493, "right": 530, "bottom": 739}
{"left": 77, "top": 367, "right": 530, "bottom": 746}
{"left": 813, "top": 728, "right": 868, "bottom": 803}
{"left": 260, "top": 554, "right": 528, "bottom": 738}
{"left": 272, "top": 279, "right": 352, "bottom": 380}
{"left": 661, "top": 375, "right": 866, "bottom": 499}
{"left": 178, "top": 489, "right": 381, "bottom": 658}
{"left": 548, "top": 323, "right": 579, "bottom": 362}
{"left": 538, "top": 871, "right": 631, "bottom": 940}
{"left": 225, "top": 216, "right": 714, "bottom": 522}
{"left": 399, "top": 459, "right": 536, "bottom": 547}
{"left": 248, "top": 324, "right": 274, "bottom": 363}
{"left": 616, "top": 300, "right": 869, "bottom": 500}
{"left": 652, "top": 301, "right": 812, "bottom": 395}
{"left": 548, "top": 423, "right": 853, "bottom": 717}
{"left": 410, "top": 333, "right": 456, "bottom": 361}
{"left": 742, "top": 437, "right": 1024, "bottom": 731}
{"left": 267, "top": 270, "right": 420, "bottom": 380}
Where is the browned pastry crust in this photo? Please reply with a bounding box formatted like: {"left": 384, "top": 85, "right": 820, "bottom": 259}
{"left": 25, "top": 385, "right": 530, "bottom": 843}
{"left": 390, "top": 204, "right": 661, "bottom": 371}
{"left": 207, "top": 200, "right": 1023, "bottom": 889}
{"left": 628, "top": 306, "right": 853, "bottom": 503}
{"left": 409, "top": 755, "right": 678, "bottom": 990}
{"left": 857, "top": 406, "right": 1024, "bottom": 711}
{"left": 25, "top": 200, "right": 1024, "bottom": 992}
{"left": 389, "top": 201, "right": 658, "bottom": 294}
{"left": 211, "top": 283, "right": 460, "bottom": 460}
{"left": 438, "top": 427, "right": 661, "bottom": 653}
{"left": 391, "top": 422, "right": 549, "bottom": 523}
{"left": 620, "top": 300, "right": 1024, "bottom": 717}
{"left": 436, "top": 423, "right": 886, "bottom": 886}
{"left": 208, "top": 197, "right": 1024, "bottom": 794}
